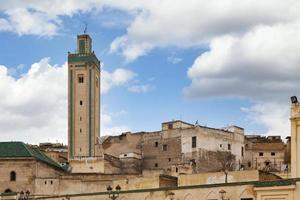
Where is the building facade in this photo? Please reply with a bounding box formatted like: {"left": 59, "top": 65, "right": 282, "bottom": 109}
{"left": 244, "top": 136, "right": 286, "bottom": 172}
{"left": 98, "top": 120, "right": 245, "bottom": 174}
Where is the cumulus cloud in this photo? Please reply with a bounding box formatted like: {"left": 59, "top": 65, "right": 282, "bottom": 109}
{"left": 242, "top": 102, "right": 290, "bottom": 137}
{"left": 0, "top": 58, "right": 68, "bottom": 143}
{"left": 183, "top": 14, "right": 300, "bottom": 138}
{"left": 184, "top": 22, "right": 300, "bottom": 101}
{"left": 0, "top": 58, "right": 135, "bottom": 143}
{"left": 101, "top": 68, "right": 136, "bottom": 94}
{"left": 110, "top": 0, "right": 299, "bottom": 61}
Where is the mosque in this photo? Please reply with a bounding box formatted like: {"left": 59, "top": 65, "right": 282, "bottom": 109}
{"left": 0, "top": 34, "right": 300, "bottom": 200}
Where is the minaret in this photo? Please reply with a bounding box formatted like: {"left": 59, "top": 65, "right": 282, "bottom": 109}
{"left": 68, "top": 34, "right": 100, "bottom": 159}
{"left": 290, "top": 96, "right": 300, "bottom": 178}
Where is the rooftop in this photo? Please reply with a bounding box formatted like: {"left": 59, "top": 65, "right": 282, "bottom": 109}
{"left": 0, "top": 141, "right": 67, "bottom": 171}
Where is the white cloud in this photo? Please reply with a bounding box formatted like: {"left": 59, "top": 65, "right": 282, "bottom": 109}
{"left": 100, "top": 106, "right": 130, "bottom": 136}
{"left": 128, "top": 84, "right": 154, "bottom": 93}
{"left": 242, "top": 102, "right": 290, "bottom": 138}
{"left": 0, "top": 58, "right": 68, "bottom": 144}
{"left": 0, "top": 58, "right": 135, "bottom": 143}
{"left": 110, "top": 0, "right": 300, "bottom": 61}
{"left": 183, "top": 19, "right": 300, "bottom": 137}
{"left": 4, "top": 8, "right": 60, "bottom": 36}
{"left": 101, "top": 68, "right": 136, "bottom": 94}
{"left": 184, "top": 21, "right": 300, "bottom": 101}
{"left": 167, "top": 55, "right": 182, "bottom": 64}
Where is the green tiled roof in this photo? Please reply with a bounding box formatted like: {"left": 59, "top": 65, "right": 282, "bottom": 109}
{"left": 0, "top": 142, "right": 67, "bottom": 171}
{"left": 254, "top": 179, "right": 296, "bottom": 187}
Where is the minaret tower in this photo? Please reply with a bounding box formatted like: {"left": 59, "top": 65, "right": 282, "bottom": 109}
{"left": 68, "top": 34, "right": 100, "bottom": 159}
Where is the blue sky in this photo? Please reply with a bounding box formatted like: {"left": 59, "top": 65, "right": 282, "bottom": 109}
{"left": 0, "top": 1, "right": 298, "bottom": 143}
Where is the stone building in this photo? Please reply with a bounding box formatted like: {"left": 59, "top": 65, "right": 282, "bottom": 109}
{"left": 98, "top": 120, "right": 245, "bottom": 175}
{"left": 38, "top": 143, "right": 68, "bottom": 164}
{"left": 244, "top": 135, "right": 286, "bottom": 172}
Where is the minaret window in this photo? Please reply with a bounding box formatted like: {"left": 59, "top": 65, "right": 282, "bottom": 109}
{"left": 78, "top": 74, "right": 84, "bottom": 83}
{"left": 80, "top": 100, "right": 83, "bottom": 105}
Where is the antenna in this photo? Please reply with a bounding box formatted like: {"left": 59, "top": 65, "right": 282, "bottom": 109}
{"left": 83, "top": 21, "right": 88, "bottom": 34}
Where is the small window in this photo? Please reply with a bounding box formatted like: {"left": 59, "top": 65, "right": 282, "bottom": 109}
{"left": 45, "top": 181, "right": 47, "bottom": 185}
{"left": 168, "top": 123, "right": 173, "bottom": 129}
{"left": 80, "top": 148, "right": 82, "bottom": 152}
{"left": 50, "top": 180, "right": 53, "bottom": 185}
{"left": 259, "top": 152, "right": 264, "bottom": 156}
{"left": 124, "top": 154, "right": 127, "bottom": 157}
{"left": 228, "top": 144, "right": 231, "bottom": 150}
{"left": 80, "top": 128, "right": 82, "bottom": 133}
{"left": 168, "top": 158, "right": 171, "bottom": 162}
{"left": 248, "top": 161, "right": 251, "bottom": 168}
{"left": 78, "top": 74, "right": 84, "bottom": 83}
{"left": 175, "top": 167, "right": 178, "bottom": 172}
{"left": 241, "top": 147, "right": 244, "bottom": 157}
{"left": 155, "top": 142, "right": 158, "bottom": 147}
{"left": 80, "top": 116, "right": 82, "bottom": 121}
{"left": 163, "top": 144, "right": 168, "bottom": 151}
{"left": 4, "top": 189, "right": 12, "bottom": 193}
{"left": 80, "top": 100, "right": 83, "bottom": 105}
{"left": 220, "top": 144, "right": 223, "bottom": 148}
{"left": 192, "top": 136, "right": 197, "bottom": 148}
{"left": 10, "top": 171, "right": 16, "bottom": 181}
{"left": 271, "top": 152, "right": 276, "bottom": 156}
{"left": 155, "top": 163, "right": 158, "bottom": 167}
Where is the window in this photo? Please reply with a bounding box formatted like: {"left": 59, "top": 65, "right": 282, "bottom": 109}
{"left": 4, "top": 189, "right": 12, "bottom": 193}
{"left": 175, "top": 167, "right": 178, "bottom": 172}
{"left": 10, "top": 171, "right": 16, "bottom": 181}
{"left": 163, "top": 144, "right": 168, "bottom": 151}
{"left": 78, "top": 74, "right": 84, "bottom": 83}
{"left": 124, "top": 154, "right": 127, "bottom": 157}
{"left": 271, "top": 152, "right": 276, "bottom": 156}
{"left": 80, "top": 100, "right": 83, "bottom": 105}
{"left": 168, "top": 158, "right": 171, "bottom": 162}
{"left": 80, "top": 116, "right": 82, "bottom": 121}
{"left": 155, "top": 163, "right": 158, "bottom": 167}
{"left": 259, "top": 152, "right": 264, "bottom": 156}
{"left": 155, "top": 142, "right": 158, "bottom": 147}
{"left": 50, "top": 180, "right": 53, "bottom": 185}
{"left": 80, "top": 128, "right": 82, "bottom": 133}
{"left": 248, "top": 161, "right": 251, "bottom": 168}
{"left": 45, "top": 181, "right": 47, "bottom": 185}
{"left": 168, "top": 123, "right": 173, "bottom": 129}
{"left": 241, "top": 147, "right": 244, "bottom": 157}
{"left": 220, "top": 144, "right": 223, "bottom": 148}
{"left": 192, "top": 136, "right": 197, "bottom": 148}
{"left": 80, "top": 148, "right": 82, "bottom": 152}
{"left": 228, "top": 144, "right": 231, "bottom": 150}
{"left": 241, "top": 198, "right": 253, "bottom": 200}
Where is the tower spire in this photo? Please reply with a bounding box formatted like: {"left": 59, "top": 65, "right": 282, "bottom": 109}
{"left": 83, "top": 21, "right": 87, "bottom": 34}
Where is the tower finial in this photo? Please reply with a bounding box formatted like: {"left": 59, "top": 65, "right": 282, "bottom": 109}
{"left": 83, "top": 21, "right": 88, "bottom": 34}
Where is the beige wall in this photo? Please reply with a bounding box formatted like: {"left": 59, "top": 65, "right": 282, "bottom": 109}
{"left": 0, "top": 159, "right": 36, "bottom": 194}
{"left": 178, "top": 170, "right": 259, "bottom": 186}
